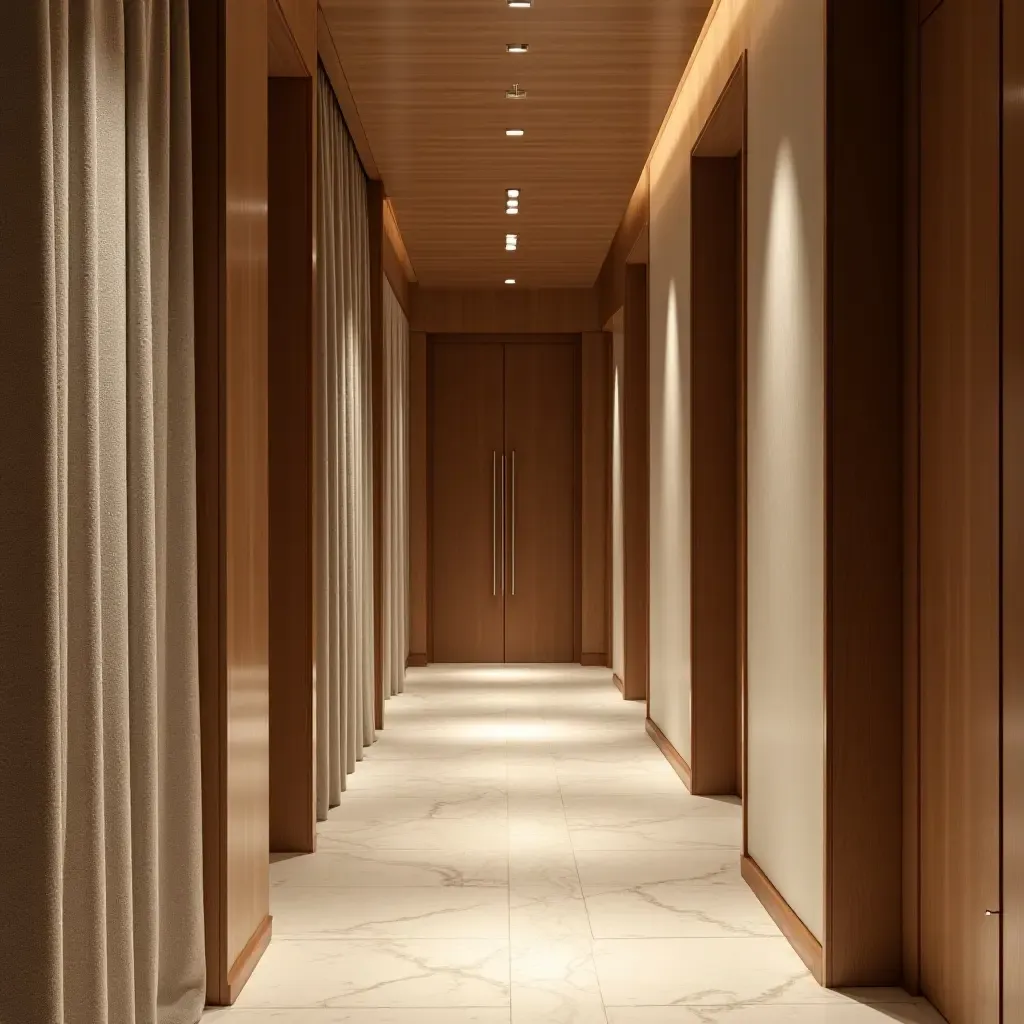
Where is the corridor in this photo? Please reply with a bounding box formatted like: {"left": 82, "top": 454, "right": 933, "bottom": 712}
{"left": 209, "top": 667, "right": 941, "bottom": 1023}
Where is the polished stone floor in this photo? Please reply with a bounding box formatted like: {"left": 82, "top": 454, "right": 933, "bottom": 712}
{"left": 206, "top": 665, "right": 943, "bottom": 1024}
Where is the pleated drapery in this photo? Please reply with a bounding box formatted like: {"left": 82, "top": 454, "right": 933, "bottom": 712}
{"left": 0, "top": 2, "right": 206, "bottom": 1023}
{"left": 316, "top": 66, "right": 377, "bottom": 818}
{"left": 382, "top": 281, "right": 411, "bottom": 699}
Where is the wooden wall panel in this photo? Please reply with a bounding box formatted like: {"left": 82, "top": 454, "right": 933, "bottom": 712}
{"left": 823, "top": 0, "right": 905, "bottom": 987}
{"left": 275, "top": 0, "right": 315, "bottom": 71}
{"left": 1005, "top": 2, "right": 1024, "bottom": 1018}
{"left": 408, "top": 331, "right": 429, "bottom": 665}
{"left": 596, "top": 169, "right": 650, "bottom": 328}
{"left": 689, "top": 156, "right": 740, "bottom": 797}
{"left": 581, "top": 333, "right": 612, "bottom": 665}
{"left": 268, "top": 76, "right": 315, "bottom": 854}
{"left": 191, "top": 0, "right": 272, "bottom": 1005}
{"left": 918, "top": 1, "right": 1002, "bottom": 1019}
{"left": 384, "top": 200, "right": 414, "bottom": 316}
{"left": 411, "top": 288, "right": 600, "bottom": 336}
{"left": 622, "top": 264, "right": 649, "bottom": 702}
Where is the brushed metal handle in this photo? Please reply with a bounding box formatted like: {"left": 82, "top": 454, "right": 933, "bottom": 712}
{"left": 511, "top": 450, "right": 517, "bottom": 596}
{"left": 501, "top": 455, "right": 507, "bottom": 594}
{"left": 492, "top": 451, "right": 497, "bottom": 597}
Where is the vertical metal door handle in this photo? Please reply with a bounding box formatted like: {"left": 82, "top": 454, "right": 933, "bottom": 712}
{"left": 501, "top": 455, "right": 507, "bottom": 594}
{"left": 492, "top": 451, "right": 497, "bottom": 597}
{"left": 511, "top": 451, "right": 516, "bottom": 596}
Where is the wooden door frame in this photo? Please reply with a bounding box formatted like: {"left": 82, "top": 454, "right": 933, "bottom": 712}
{"left": 425, "top": 333, "right": 583, "bottom": 664}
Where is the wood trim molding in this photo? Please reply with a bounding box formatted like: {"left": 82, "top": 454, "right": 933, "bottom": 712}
{"left": 316, "top": 5, "right": 379, "bottom": 180}
{"left": 385, "top": 199, "right": 416, "bottom": 281}
{"left": 742, "top": 856, "right": 824, "bottom": 984}
{"left": 596, "top": 169, "right": 650, "bottom": 327}
{"left": 646, "top": 717, "right": 692, "bottom": 791}
{"left": 581, "top": 653, "right": 609, "bottom": 668}
{"left": 226, "top": 915, "right": 274, "bottom": 1004}
{"left": 368, "top": 180, "right": 385, "bottom": 731}
{"left": 613, "top": 672, "right": 624, "bottom": 693}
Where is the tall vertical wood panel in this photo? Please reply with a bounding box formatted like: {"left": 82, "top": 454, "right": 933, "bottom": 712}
{"left": 822, "top": 0, "right": 905, "bottom": 987}
{"left": 581, "top": 332, "right": 612, "bottom": 666}
{"left": 918, "top": 0, "right": 1001, "bottom": 1018}
{"left": 409, "top": 331, "right": 429, "bottom": 665}
{"left": 268, "top": 67, "right": 316, "bottom": 850}
{"left": 1003, "top": 0, "right": 1024, "bottom": 1017}
{"left": 191, "top": 0, "right": 271, "bottom": 1005}
{"left": 622, "top": 263, "right": 649, "bottom": 702}
{"left": 690, "top": 156, "right": 740, "bottom": 797}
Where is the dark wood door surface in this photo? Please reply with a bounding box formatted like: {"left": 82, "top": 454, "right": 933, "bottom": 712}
{"left": 430, "top": 341, "right": 505, "bottom": 662}
{"left": 504, "top": 342, "right": 576, "bottom": 663}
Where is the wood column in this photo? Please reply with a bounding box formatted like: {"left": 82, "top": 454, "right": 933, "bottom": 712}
{"left": 268, "top": 0, "right": 317, "bottom": 855}
{"left": 408, "top": 331, "right": 429, "bottom": 666}
{"left": 191, "top": 0, "right": 271, "bottom": 1005}
{"left": 368, "top": 180, "right": 385, "bottom": 727}
{"left": 622, "top": 263, "right": 649, "bottom": 702}
{"left": 581, "top": 331, "right": 612, "bottom": 667}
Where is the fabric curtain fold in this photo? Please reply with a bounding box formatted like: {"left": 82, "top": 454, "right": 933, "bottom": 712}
{"left": 383, "top": 280, "right": 410, "bottom": 699}
{"left": 0, "top": 2, "right": 205, "bottom": 1022}
{"left": 316, "top": 66, "right": 376, "bottom": 819}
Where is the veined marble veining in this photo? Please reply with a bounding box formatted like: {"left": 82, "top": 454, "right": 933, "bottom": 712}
{"left": 205, "top": 666, "right": 938, "bottom": 1024}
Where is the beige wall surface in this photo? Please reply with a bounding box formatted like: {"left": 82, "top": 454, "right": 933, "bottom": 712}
{"left": 648, "top": 0, "right": 826, "bottom": 941}
{"left": 611, "top": 313, "right": 625, "bottom": 685}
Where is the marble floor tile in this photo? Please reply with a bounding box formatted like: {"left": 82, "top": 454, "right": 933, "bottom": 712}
{"left": 568, "top": 817, "right": 742, "bottom": 852}
{"left": 271, "top": 850, "right": 508, "bottom": 889}
{"left": 316, "top": 817, "right": 511, "bottom": 852}
{"left": 574, "top": 850, "right": 742, "bottom": 889}
{"left": 205, "top": 1010, "right": 510, "bottom": 1023}
{"left": 510, "top": 886, "right": 593, "bottom": 945}
{"left": 511, "top": 942, "right": 608, "bottom": 1024}
{"left": 593, "top": 938, "right": 889, "bottom": 1007}
{"left": 324, "top": 790, "right": 508, "bottom": 822}
{"left": 604, "top": 1003, "right": 944, "bottom": 1023}
{"left": 236, "top": 938, "right": 510, "bottom": 1008}
{"left": 271, "top": 886, "right": 510, "bottom": 939}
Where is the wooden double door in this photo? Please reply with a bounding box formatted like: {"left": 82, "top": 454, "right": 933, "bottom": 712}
{"left": 430, "top": 336, "right": 578, "bottom": 663}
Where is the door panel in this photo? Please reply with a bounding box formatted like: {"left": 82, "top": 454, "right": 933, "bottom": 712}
{"left": 504, "top": 343, "right": 576, "bottom": 663}
{"left": 919, "top": 1, "right": 1002, "bottom": 1020}
{"left": 430, "top": 342, "right": 505, "bottom": 662}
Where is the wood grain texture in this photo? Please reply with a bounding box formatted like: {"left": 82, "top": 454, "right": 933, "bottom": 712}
{"left": 581, "top": 332, "right": 611, "bottom": 665}
{"left": 430, "top": 341, "right": 506, "bottom": 662}
{"left": 596, "top": 169, "right": 650, "bottom": 327}
{"left": 742, "top": 856, "right": 824, "bottom": 985}
{"left": 823, "top": 0, "right": 905, "bottom": 987}
{"left": 902, "top": 0, "right": 922, "bottom": 994}
{"left": 409, "top": 331, "right": 429, "bottom": 662}
{"left": 191, "top": 0, "right": 271, "bottom": 1004}
{"left": 689, "top": 155, "right": 740, "bottom": 798}
{"left": 411, "top": 288, "right": 600, "bottom": 335}
{"left": 1005, "top": 2, "right": 1024, "bottom": 1016}
{"left": 316, "top": 6, "right": 379, "bottom": 180}
{"left": 319, "top": 0, "right": 711, "bottom": 287}
{"left": 504, "top": 342, "right": 578, "bottom": 663}
{"left": 368, "top": 180, "right": 385, "bottom": 730}
{"left": 918, "top": 1, "right": 1002, "bottom": 1019}
{"left": 646, "top": 717, "right": 692, "bottom": 791}
{"left": 226, "top": 915, "right": 273, "bottom": 1003}
{"left": 275, "top": 0, "right": 315, "bottom": 72}
{"left": 621, "top": 263, "right": 649, "bottom": 702}
{"left": 268, "top": 0, "right": 310, "bottom": 77}
{"left": 268, "top": 76, "right": 316, "bottom": 854}
{"left": 383, "top": 201, "right": 412, "bottom": 317}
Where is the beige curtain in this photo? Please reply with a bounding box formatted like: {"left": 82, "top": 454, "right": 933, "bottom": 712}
{"left": 382, "top": 281, "right": 410, "bottom": 699}
{"left": 0, "top": 3, "right": 205, "bottom": 1023}
{"left": 317, "top": 66, "right": 376, "bottom": 818}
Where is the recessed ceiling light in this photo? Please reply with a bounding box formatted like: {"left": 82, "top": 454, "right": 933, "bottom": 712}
{"left": 505, "top": 279, "right": 516, "bottom": 285}
{"left": 507, "top": 189, "right": 520, "bottom": 198}
{"left": 507, "top": 199, "right": 519, "bottom": 208}
{"left": 507, "top": 1, "right": 532, "bottom": 7}
{"left": 507, "top": 44, "right": 529, "bottom": 54}
{"left": 506, "top": 244, "right": 517, "bottom": 252}
{"left": 506, "top": 208, "right": 519, "bottom": 215}
{"left": 506, "top": 129, "right": 524, "bottom": 137}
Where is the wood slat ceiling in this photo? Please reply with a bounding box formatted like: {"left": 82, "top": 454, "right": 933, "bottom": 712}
{"left": 321, "top": 0, "right": 712, "bottom": 288}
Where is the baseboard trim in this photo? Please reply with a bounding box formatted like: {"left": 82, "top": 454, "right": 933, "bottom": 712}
{"left": 613, "top": 673, "right": 624, "bottom": 693}
{"left": 226, "top": 914, "right": 273, "bottom": 1004}
{"left": 406, "top": 653, "right": 428, "bottom": 668}
{"left": 742, "top": 855, "right": 824, "bottom": 984}
{"left": 645, "top": 717, "right": 692, "bottom": 791}
{"left": 582, "top": 653, "right": 609, "bottom": 667}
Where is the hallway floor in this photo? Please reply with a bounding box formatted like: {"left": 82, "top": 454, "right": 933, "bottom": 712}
{"left": 208, "top": 666, "right": 942, "bottom": 1023}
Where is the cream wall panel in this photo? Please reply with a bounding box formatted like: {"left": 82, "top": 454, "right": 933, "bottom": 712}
{"left": 611, "top": 314, "right": 626, "bottom": 685}
{"left": 648, "top": 0, "right": 826, "bottom": 940}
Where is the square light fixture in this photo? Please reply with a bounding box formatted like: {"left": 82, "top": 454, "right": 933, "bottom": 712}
{"left": 507, "top": 44, "right": 529, "bottom": 53}
{"left": 507, "top": 188, "right": 520, "bottom": 198}
{"left": 506, "top": 207, "right": 519, "bottom": 215}
{"left": 506, "top": 244, "right": 517, "bottom": 251}
{"left": 505, "top": 278, "right": 516, "bottom": 285}
{"left": 508, "top": 1, "right": 532, "bottom": 7}
{"left": 507, "top": 200, "right": 519, "bottom": 209}
{"left": 506, "top": 129, "right": 524, "bottom": 137}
